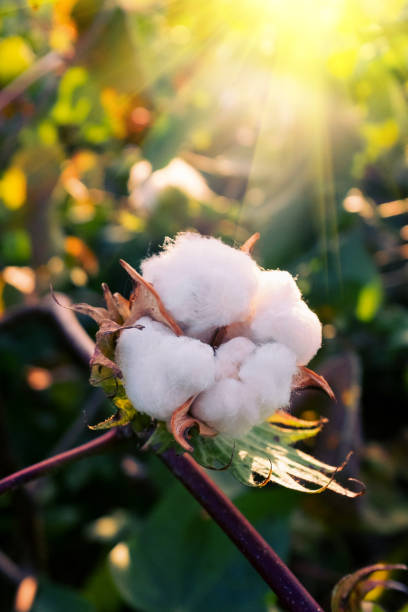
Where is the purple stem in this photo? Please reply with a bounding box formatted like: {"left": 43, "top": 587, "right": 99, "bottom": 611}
{"left": 0, "top": 429, "right": 122, "bottom": 495}
{"left": 161, "top": 448, "right": 324, "bottom": 612}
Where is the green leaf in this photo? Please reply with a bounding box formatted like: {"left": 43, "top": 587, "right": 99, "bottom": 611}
{"left": 144, "top": 422, "right": 179, "bottom": 453}
{"left": 355, "top": 280, "right": 383, "bottom": 322}
{"left": 190, "top": 420, "right": 364, "bottom": 496}
{"left": 31, "top": 580, "right": 95, "bottom": 612}
{"left": 110, "top": 481, "right": 289, "bottom": 611}
{"left": 89, "top": 369, "right": 137, "bottom": 430}
{"left": 83, "top": 561, "right": 123, "bottom": 612}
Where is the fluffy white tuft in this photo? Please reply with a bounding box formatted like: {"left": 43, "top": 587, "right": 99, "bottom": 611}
{"left": 116, "top": 317, "right": 215, "bottom": 421}
{"left": 214, "top": 337, "right": 256, "bottom": 380}
{"left": 192, "top": 378, "right": 259, "bottom": 437}
{"left": 249, "top": 270, "right": 322, "bottom": 365}
{"left": 239, "top": 343, "right": 297, "bottom": 421}
{"left": 193, "top": 342, "right": 297, "bottom": 437}
{"left": 141, "top": 233, "right": 259, "bottom": 337}
{"left": 116, "top": 236, "right": 324, "bottom": 437}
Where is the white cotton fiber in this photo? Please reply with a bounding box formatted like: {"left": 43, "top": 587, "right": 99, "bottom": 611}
{"left": 192, "top": 378, "right": 259, "bottom": 437}
{"left": 252, "top": 270, "right": 302, "bottom": 309}
{"left": 248, "top": 270, "right": 322, "bottom": 365}
{"left": 214, "top": 337, "right": 256, "bottom": 380}
{"left": 249, "top": 301, "right": 322, "bottom": 365}
{"left": 193, "top": 342, "right": 297, "bottom": 437}
{"left": 239, "top": 343, "right": 297, "bottom": 422}
{"left": 115, "top": 317, "right": 215, "bottom": 421}
{"left": 141, "top": 233, "right": 259, "bottom": 337}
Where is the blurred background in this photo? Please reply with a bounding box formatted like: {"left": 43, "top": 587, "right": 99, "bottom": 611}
{"left": 0, "top": 0, "right": 408, "bottom": 610}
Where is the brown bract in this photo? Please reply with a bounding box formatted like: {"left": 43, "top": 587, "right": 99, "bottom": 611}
{"left": 293, "top": 365, "right": 335, "bottom": 400}
{"left": 170, "top": 396, "right": 217, "bottom": 452}
{"left": 61, "top": 232, "right": 334, "bottom": 452}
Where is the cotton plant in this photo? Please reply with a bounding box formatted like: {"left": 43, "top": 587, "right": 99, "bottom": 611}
{"left": 128, "top": 158, "right": 213, "bottom": 213}
{"left": 69, "top": 232, "right": 362, "bottom": 496}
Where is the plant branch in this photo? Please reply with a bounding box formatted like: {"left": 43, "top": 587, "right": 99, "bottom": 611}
{"left": 2, "top": 297, "right": 324, "bottom": 611}
{"left": 0, "top": 428, "right": 126, "bottom": 496}
{"left": 0, "top": 294, "right": 95, "bottom": 368}
{"left": 0, "top": 550, "right": 25, "bottom": 584}
{"left": 161, "top": 448, "right": 323, "bottom": 612}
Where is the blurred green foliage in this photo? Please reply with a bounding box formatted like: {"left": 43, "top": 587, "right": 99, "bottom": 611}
{"left": 1, "top": 0, "right": 408, "bottom": 610}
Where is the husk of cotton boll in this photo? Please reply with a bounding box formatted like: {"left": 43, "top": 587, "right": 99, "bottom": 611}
{"left": 141, "top": 233, "right": 259, "bottom": 338}
{"left": 115, "top": 316, "right": 215, "bottom": 421}
{"left": 193, "top": 342, "right": 297, "bottom": 437}
{"left": 248, "top": 269, "right": 322, "bottom": 365}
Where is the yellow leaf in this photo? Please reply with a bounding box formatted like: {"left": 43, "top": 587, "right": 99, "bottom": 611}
{"left": 118, "top": 210, "right": 145, "bottom": 233}
{"left": 362, "top": 119, "right": 399, "bottom": 161}
{"left": 356, "top": 281, "right": 383, "bottom": 322}
{"left": 0, "top": 166, "right": 27, "bottom": 210}
{"left": 327, "top": 47, "right": 358, "bottom": 80}
{"left": 0, "top": 36, "right": 34, "bottom": 85}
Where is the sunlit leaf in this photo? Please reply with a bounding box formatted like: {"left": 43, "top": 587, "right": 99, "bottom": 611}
{"left": 0, "top": 36, "right": 34, "bottom": 85}
{"left": 189, "top": 420, "right": 364, "bottom": 496}
{"left": 89, "top": 370, "right": 137, "bottom": 430}
{"left": 356, "top": 281, "right": 383, "bottom": 322}
{"left": 0, "top": 166, "right": 27, "bottom": 210}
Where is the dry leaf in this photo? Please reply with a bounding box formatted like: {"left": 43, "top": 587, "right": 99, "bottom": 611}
{"left": 102, "top": 282, "right": 122, "bottom": 323}
{"left": 170, "top": 396, "right": 217, "bottom": 452}
{"left": 294, "top": 365, "right": 335, "bottom": 400}
{"left": 119, "top": 259, "right": 183, "bottom": 335}
{"left": 240, "top": 232, "right": 260, "bottom": 254}
{"left": 113, "top": 292, "right": 130, "bottom": 320}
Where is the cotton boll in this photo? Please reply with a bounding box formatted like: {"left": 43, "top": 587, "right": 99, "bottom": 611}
{"left": 239, "top": 343, "right": 297, "bottom": 422}
{"left": 194, "top": 342, "right": 297, "bottom": 437}
{"left": 141, "top": 233, "right": 259, "bottom": 337}
{"left": 252, "top": 270, "right": 302, "bottom": 311}
{"left": 249, "top": 300, "right": 322, "bottom": 365}
{"left": 116, "top": 317, "right": 215, "bottom": 421}
{"left": 215, "top": 337, "right": 256, "bottom": 380}
{"left": 192, "top": 378, "right": 259, "bottom": 437}
{"left": 129, "top": 158, "right": 213, "bottom": 214}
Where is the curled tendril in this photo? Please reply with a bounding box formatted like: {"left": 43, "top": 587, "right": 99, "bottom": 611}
{"left": 288, "top": 451, "right": 365, "bottom": 496}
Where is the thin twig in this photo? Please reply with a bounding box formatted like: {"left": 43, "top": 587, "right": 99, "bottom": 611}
{"left": 0, "top": 428, "right": 126, "bottom": 495}
{"left": 0, "top": 52, "right": 65, "bottom": 114}
{"left": 0, "top": 550, "right": 25, "bottom": 584}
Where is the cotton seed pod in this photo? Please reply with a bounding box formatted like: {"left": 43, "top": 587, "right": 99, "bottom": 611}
{"left": 116, "top": 317, "right": 215, "bottom": 421}
{"left": 193, "top": 342, "right": 297, "bottom": 437}
{"left": 141, "top": 232, "right": 259, "bottom": 338}
{"left": 248, "top": 269, "right": 322, "bottom": 365}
